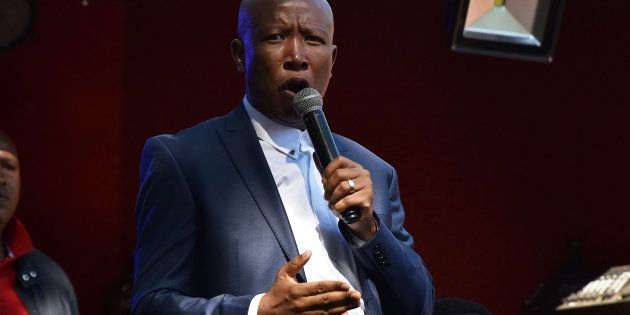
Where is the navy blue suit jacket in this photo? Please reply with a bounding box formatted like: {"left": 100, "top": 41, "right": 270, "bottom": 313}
{"left": 132, "top": 104, "right": 434, "bottom": 314}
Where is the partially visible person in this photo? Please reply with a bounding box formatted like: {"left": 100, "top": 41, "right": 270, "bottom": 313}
{"left": 0, "top": 130, "right": 78, "bottom": 315}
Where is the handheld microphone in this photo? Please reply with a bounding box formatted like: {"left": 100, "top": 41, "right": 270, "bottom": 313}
{"left": 293, "top": 88, "right": 361, "bottom": 225}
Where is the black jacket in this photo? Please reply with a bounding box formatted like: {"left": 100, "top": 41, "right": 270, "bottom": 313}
{"left": 14, "top": 249, "right": 79, "bottom": 315}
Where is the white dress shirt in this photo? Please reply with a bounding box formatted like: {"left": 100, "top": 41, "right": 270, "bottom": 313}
{"left": 243, "top": 97, "right": 364, "bottom": 315}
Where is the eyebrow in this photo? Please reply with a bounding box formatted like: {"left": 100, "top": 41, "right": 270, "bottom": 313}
{"left": 0, "top": 156, "right": 19, "bottom": 166}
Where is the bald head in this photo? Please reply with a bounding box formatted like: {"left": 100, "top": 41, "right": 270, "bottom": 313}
{"left": 237, "top": 0, "right": 334, "bottom": 41}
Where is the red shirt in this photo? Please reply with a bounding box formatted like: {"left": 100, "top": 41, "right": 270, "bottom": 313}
{"left": 0, "top": 218, "right": 33, "bottom": 315}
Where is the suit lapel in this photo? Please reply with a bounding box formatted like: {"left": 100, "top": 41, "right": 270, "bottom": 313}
{"left": 217, "top": 104, "right": 306, "bottom": 282}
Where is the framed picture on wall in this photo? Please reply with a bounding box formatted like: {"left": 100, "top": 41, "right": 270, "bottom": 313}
{"left": 450, "top": 0, "right": 566, "bottom": 62}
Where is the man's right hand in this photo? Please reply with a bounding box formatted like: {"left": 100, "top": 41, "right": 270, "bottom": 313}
{"left": 258, "top": 250, "right": 362, "bottom": 315}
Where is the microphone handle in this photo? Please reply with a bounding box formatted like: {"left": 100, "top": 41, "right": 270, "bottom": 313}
{"left": 303, "top": 110, "right": 361, "bottom": 224}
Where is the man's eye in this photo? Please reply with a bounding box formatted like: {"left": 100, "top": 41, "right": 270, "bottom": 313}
{"left": 266, "top": 34, "right": 284, "bottom": 42}
{"left": 306, "top": 36, "right": 325, "bottom": 45}
{"left": 1, "top": 163, "right": 16, "bottom": 172}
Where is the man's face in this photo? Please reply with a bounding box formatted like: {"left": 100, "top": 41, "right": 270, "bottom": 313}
{"left": 0, "top": 150, "right": 20, "bottom": 233}
{"left": 233, "top": 0, "right": 337, "bottom": 128}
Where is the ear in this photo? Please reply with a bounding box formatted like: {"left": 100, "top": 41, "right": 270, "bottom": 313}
{"left": 230, "top": 39, "right": 246, "bottom": 73}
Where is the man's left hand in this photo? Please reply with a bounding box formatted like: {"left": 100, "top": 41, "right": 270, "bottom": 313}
{"left": 322, "top": 156, "right": 377, "bottom": 241}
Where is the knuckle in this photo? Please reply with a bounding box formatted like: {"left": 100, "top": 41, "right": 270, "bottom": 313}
{"left": 276, "top": 267, "right": 285, "bottom": 278}
{"left": 317, "top": 282, "right": 326, "bottom": 294}
{"left": 362, "top": 200, "right": 371, "bottom": 209}
{"left": 288, "top": 285, "right": 300, "bottom": 298}
{"left": 292, "top": 299, "right": 305, "bottom": 311}
{"left": 332, "top": 186, "right": 341, "bottom": 196}
{"left": 290, "top": 256, "right": 300, "bottom": 266}
{"left": 332, "top": 169, "right": 343, "bottom": 181}
{"left": 335, "top": 200, "right": 346, "bottom": 211}
{"left": 329, "top": 195, "right": 338, "bottom": 206}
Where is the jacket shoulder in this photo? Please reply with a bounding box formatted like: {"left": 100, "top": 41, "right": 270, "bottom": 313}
{"left": 15, "top": 249, "right": 79, "bottom": 315}
{"left": 16, "top": 249, "right": 74, "bottom": 288}
{"left": 333, "top": 134, "right": 394, "bottom": 172}
{"left": 149, "top": 115, "right": 227, "bottom": 148}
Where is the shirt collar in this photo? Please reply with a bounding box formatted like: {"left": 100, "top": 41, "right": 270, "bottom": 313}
{"left": 243, "top": 96, "right": 309, "bottom": 159}
{"left": 0, "top": 217, "right": 33, "bottom": 267}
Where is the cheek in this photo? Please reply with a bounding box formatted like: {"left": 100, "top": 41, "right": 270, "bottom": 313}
{"left": 9, "top": 181, "right": 20, "bottom": 199}
{"left": 251, "top": 47, "right": 282, "bottom": 70}
{"left": 315, "top": 63, "right": 334, "bottom": 93}
{"left": 248, "top": 58, "right": 279, "bottom": 88}
{"left": 312, "top": 53, "right": 334, "bottom": 77}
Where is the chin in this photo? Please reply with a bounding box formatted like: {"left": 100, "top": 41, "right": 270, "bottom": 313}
{"left": 279, "top": 117, "right": 306, "bottom": 130}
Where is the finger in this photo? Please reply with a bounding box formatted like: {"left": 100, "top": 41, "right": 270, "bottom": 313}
{"left": 299, "top": 290, "right": 362, "bottom": 312}
{"left": 280, "top": 250, "right": 312, "bottom": 279}
{"left": 312, "top": 301, "right": 362, "bottom": 315}
{"left": 326, "top": 176, "right": 368, "bottom": 206}
{"left": 316, "top": 299, "right": 362, "bottom": 315}
{"left": 302, "top": 303, "right": 359, "bottom": 315}
{"left": 295, "top": 280, "right": 350, "bottom": 297}
{"left": 323, "top": 167, "right": 366, "bottom": 195}
{"left": 322, "top": 167, "right": 355, "bottom": 195}
{"left": 330, "top": 190, "right": 372, "bottom": 215}
{"left": 322, "top": 156, "right": 358, "bottom": 181}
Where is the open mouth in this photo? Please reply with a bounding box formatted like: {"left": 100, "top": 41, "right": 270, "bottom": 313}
{"left": 281, "top": 78, "right": 310, "bottom": 96}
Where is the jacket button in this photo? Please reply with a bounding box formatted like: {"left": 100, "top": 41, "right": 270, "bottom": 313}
{"left": 372, "top": 243, "right": 389, "bottom": 267}
{"left": 21, "top": 274, "right": 30, "bottom": 281}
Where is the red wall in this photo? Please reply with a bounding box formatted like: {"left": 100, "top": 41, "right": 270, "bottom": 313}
{"left": 2, "top": 1, "right": 629, "bottom": 314}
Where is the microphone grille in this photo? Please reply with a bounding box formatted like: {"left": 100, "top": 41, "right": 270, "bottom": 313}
{"left": 293, "top": 87, "right": 323, "bottom": 117}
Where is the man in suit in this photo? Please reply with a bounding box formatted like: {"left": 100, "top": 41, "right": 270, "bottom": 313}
{"left": 132, "top": 0, "right": 434, "bottom": 314}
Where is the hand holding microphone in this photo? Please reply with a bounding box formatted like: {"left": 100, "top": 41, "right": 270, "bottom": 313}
{"left": 293, "top": 88, "right": 377, "bottom": 239}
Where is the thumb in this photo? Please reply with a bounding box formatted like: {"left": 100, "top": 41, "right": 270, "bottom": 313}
{"left": 281, "top": 250, "right": 312, "bottom": 279}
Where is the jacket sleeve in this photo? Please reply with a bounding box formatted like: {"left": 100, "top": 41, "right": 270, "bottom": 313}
{"left": 132, "top": 136, "right": 255, "bottom": 315}
{"left": 341, "top": 167, "right": 435, "bottom": 315}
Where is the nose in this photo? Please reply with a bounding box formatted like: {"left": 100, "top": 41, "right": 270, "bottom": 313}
{"left": 283, "top": 37, "right": 309, "bottom": 71}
